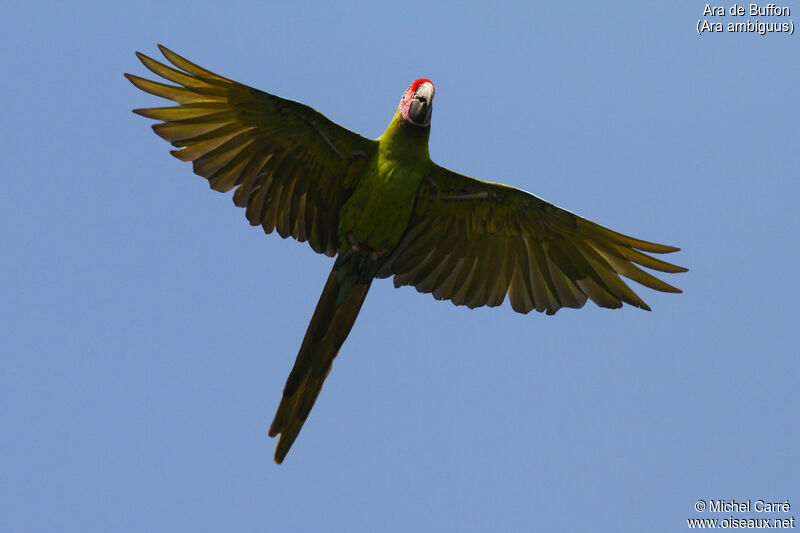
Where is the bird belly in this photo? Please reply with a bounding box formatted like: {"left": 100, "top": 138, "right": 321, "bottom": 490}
{"left": 337, "top": 166, "right": 423, "bottom": 255}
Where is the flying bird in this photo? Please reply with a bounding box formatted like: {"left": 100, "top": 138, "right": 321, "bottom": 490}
{"left": 126, "top": 46, "right": 686, "bottom": 463}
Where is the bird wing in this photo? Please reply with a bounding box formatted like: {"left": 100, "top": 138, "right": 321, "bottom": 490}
{"left": 377, "top": 164, "right": 687, "bottom": 314}
{"left": 125, "top": 45, "right": 378, "bottom": 256}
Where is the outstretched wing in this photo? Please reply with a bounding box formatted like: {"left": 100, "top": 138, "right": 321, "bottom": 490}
{"left": 125, "top": 45, "right": 378, "bottom": 256}
{"left": 377, "top": 164, "right": 687, "bottom": 314}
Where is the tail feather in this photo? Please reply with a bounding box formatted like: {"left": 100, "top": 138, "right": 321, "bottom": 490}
{"left": 268, "top": 266, "right": 371, "bottom": 463}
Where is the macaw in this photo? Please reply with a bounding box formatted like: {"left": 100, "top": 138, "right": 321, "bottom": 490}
{"left": 126, "top": 46, "right": 686, "bottom": 463}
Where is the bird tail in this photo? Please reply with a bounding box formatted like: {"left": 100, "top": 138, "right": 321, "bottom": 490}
{"left": 268, "top": 265, "right": 371, "bottom": 463}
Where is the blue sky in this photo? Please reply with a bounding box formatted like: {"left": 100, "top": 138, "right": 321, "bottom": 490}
{"left": 2, "top": 2, "right": 798, "bottom": 532}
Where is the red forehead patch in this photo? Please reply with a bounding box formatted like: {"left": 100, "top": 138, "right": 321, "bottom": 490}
{"left": 409, "top": 78, "right": 433, "bottom": 92}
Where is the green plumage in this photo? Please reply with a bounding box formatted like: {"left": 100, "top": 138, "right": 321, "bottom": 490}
{"left": 338, "top": 117, "right": 430, "bottom": 254}
{"left": 127, "top": 46, "right": 687, "bottom": 463}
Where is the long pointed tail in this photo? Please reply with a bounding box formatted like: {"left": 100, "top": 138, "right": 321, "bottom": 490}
{"left": 268, "top": 266, "right": 371, "bottom": 463}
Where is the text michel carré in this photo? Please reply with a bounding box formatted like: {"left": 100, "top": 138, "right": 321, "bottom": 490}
{"left": 704, "top": 4, "right": 790, "bottom": 16}
{"left": 709, "top": 499, "right": 791, "bottom": 513}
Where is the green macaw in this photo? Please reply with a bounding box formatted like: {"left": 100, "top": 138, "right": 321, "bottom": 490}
{"left": 126, "top": 46, "right": 686, "bottom": 463}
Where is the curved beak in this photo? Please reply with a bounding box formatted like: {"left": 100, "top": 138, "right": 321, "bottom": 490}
{"left": 408, "top": 82, "right": 434, "bottom": 126}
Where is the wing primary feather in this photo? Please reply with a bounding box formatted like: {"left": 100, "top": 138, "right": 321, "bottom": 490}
{"left": 244, "top": 170, "right": 273, "bottom": 226}
{"left": 288, "top": 175, "right": 308, "bottom": 240}
{"left": 232, "top": 153, "right": 272, "bottom": 207}
{"left": 594, "top": 250, "right": 683, "bottom": 293}
{"left": 157, "top": 45, "right": 235, "bottom": 84}
{"left": 507, "top": 238, "right": 535, "bottom": 313}
{"left": 581, "top": 219, "right": 681, "bottom": 254}
{"left": 124, "top": 74, "right": 226, "bottom": 104}
{"left": 388, "top": 219, "right": 439, "bottom": 275}
{"left": 485, "top": 238, "right": 511, "bottom": 307}
{"left": 526, "top": 238, "right": 562, "bottom": 314}
{"left": 194, "top": 137, "right": 256, "bottom": 179}
{"left": 408, "top": 221, "right": 461, "bottom": 290}
{"left": 574, "top": 241, "right": 651, "bottom": 310}
{"left": 432, "top": 256, "right": 466, "bottom": 300}
{"left": 478, "top": 230, "right": 507, "bottom": 304}
{"left": 170, "top": 127, "right": 255, "bottom": 161}
{"left": 207, "top": 148, "right": 256, "bottom": 192}
{"left": 405, "top": 246, "right": 447, "bottom": 291}
{"left": 293, "top": 191, "right": 309, "bottom": 241}
{"left": 576, "top": 277, "right": 623, "bottom": 309}
{"left": 259, "top": 153, "right": 297, "bottom": 238}
{"left": 602, "top": 241, "right": 688, "bottom": 273}
{"left": 450, "top": 254, "right": 481, "bottom": 306}
{"left": 461, "top": 236, "right": 493, "bottom": 308}
{"left": 427, "top": 252, "right": 464, "bottom": 297}
{"left": 413, "top": 251, "right": 452, "bottom": 293}
{"left": 132, "top": 104, "right": 227, "bottom": 121}
{"left": 508, "top": 264, "right": 534, "bottom": 313}
{"left": 152, "top": 119, "right": 240, "bottom": 143}
{"left": 277, "top": 168, "right": 301, "bottom": 239}
{"left": 260, "top": 181, "right": 283, "bottom": 234}
{"left": 544, "top": 257, "right": 588, "bottom": 309}
{"left": 135, "top": 52, "right": 209, "bottom": 89}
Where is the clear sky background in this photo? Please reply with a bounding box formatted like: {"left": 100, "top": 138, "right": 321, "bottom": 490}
{"left": 2, "top": 2, "right": 798, "bottom": 532}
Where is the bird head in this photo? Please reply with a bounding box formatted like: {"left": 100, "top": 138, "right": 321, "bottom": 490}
{"left": 399, "top": 79, "right": 435, "bottom": 127}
